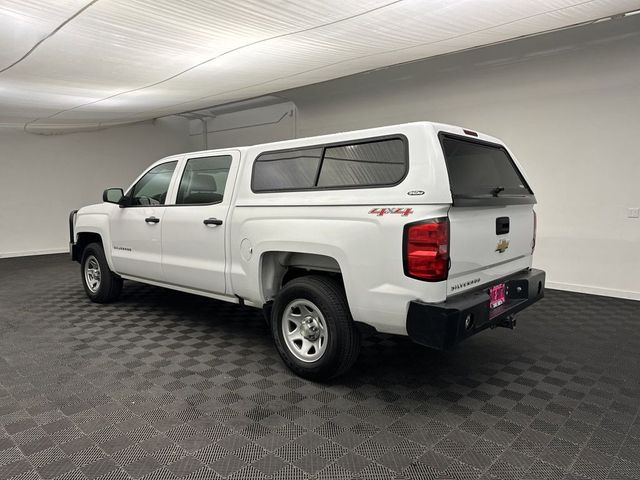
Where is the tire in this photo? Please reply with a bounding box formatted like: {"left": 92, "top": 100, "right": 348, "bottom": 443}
{"left": 81, "top": 242, "right": 123, "bottom": 303}
{"left": 271, "top": 275, "right": 361, "bottom": 381}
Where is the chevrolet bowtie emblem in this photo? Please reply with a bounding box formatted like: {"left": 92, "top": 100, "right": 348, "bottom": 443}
{"left": 495, "top": 239, "right": 510, "bottom": 253}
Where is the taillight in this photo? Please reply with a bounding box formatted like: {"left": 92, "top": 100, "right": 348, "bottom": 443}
{"left": 532, "top": 210, "right": 537, "bottom": 254}
{"left": 403, "top": 218, "right": 450, "bottom": 281}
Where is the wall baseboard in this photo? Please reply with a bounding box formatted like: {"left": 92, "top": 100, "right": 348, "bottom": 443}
{"left": 546, "top": 281, "right": 640, "bottom": 301}
{"left": 0, "top": 248, "right": 68, "bottom": 259}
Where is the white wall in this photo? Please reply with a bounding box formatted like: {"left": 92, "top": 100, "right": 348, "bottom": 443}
{"left": 188, "top": 102, "right": 297, "bottom": 151}
{"left": 5, "top": 15, "right": 637, "bottom": 300}
{"left": 283, "top": 15, "right": 640, "bottom": 300}
{"left": 194, "top": 16, "right": 639, "bottom": 300}
{"left": 0, "top": 118, "right": 191, "bottom": 257}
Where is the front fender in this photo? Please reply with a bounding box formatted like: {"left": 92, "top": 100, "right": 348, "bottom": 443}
{"left": 74, "top": 211, "right": 115, "bottom": 272}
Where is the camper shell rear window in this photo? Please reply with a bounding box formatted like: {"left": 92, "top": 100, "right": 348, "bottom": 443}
{"left": 439, "top": 133, "right": 536, "bottom": 206}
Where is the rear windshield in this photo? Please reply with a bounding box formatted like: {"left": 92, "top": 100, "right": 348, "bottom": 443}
{"left": 440, "top": 134, "right": 533, "bottom": 199}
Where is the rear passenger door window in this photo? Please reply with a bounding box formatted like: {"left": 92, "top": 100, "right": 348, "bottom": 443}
{"left": 176, "top": 155, "right": 232, "bottom": 205}
{"left": 251, "top": 137, "right": 406, "bottom": 192}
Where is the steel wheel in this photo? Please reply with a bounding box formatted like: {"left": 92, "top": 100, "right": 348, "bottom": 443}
{"left": 271, "top": 275, "right": 361, "bottom": 380}
{"left": 84, "top": 255, "right": 101, "bottom": 293}
{"left": 281, "top": 299, "right": 328, "bottom": 363}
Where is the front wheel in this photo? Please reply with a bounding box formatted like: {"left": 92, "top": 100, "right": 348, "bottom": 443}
{"left": 271, "top": 275, "right": 361, "bottom": 381}
{"left": 81, "top": 242, "right": 123, "bottom": 303}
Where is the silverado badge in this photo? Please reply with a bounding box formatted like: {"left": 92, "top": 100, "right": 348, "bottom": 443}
{"left": 495, "top": 239, "right": 510, "bottom": 253}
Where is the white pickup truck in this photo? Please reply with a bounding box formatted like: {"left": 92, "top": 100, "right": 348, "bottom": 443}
{"left": 70, "top": 121, "right": 545, "bottom": 380}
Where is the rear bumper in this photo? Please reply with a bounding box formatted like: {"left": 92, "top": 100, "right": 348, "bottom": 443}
{"left": 407, "top": 268, "right": 545, "bottom": 350}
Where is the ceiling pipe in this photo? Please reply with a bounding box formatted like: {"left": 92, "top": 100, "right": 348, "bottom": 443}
{"left": 202, "top": 118, "right": 208, "bottom": 149}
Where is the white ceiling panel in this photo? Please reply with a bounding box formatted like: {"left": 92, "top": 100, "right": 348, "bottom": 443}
{"left": 0, "top": 0, "right": 637, "bottom": 131}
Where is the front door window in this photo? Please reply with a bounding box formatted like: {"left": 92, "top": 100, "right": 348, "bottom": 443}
{"left": 129, "top": 161, "right": 177, "bottom": 206}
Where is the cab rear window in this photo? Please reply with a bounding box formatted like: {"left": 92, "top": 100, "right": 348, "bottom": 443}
{"left": 440, "top": 133, "right": 534, "bottom": 205}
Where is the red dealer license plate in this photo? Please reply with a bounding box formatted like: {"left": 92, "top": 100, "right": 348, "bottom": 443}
{"left": 489, "top": 283, "right": 506, "bottom": 309}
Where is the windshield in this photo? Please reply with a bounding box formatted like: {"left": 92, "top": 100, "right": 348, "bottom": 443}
{"left": 440, "top": 134, "right": 533, "bottom": 198}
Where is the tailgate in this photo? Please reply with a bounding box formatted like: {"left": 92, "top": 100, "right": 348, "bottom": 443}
{"left": 439, "top": 132, "right": 536, "bottom": 297}
{"left": 448, "top": 205, "right": 534, "bottom": 296}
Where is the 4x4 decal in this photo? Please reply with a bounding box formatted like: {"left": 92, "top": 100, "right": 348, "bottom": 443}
{"left": 368, "top": 207, "right": 414, "bottom": 217}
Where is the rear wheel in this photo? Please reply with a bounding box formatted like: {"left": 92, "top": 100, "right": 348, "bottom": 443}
{"left": 81, "top": 242, "right": 122, "bottom": 303}
{"left": 271, "top": 275, "right": 360, "bottom": 381}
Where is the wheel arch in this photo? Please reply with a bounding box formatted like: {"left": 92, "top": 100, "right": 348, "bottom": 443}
{"left": 73, "top": 214, "right": 115, "bottom": 271}
{"left": 260, "top": 251, "right": 341, "bottom": 297}
{"left": 258, "top": 250, "right": 367, "bottom": 327}
{"left": 75, "top": 232, "right": 103, "bottom": 259}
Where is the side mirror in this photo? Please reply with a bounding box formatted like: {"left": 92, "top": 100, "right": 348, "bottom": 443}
{"left": 103, "top": 188, "right": 124, "bottom": 204}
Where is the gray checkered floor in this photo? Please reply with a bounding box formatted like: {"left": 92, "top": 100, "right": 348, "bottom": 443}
{"left": 1, "top": 255, "right": 639, "bottom": 480}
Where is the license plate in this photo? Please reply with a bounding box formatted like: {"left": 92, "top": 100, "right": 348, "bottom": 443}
{"left": 489, "top": 283, "right": 506, "bottom": 309}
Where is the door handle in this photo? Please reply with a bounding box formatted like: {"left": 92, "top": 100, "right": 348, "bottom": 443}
{"left": 203, "top": 218, "right": 223, "bottom": 226}
{"left": 145, "top": 216, "right": 160, "bottom": 224}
